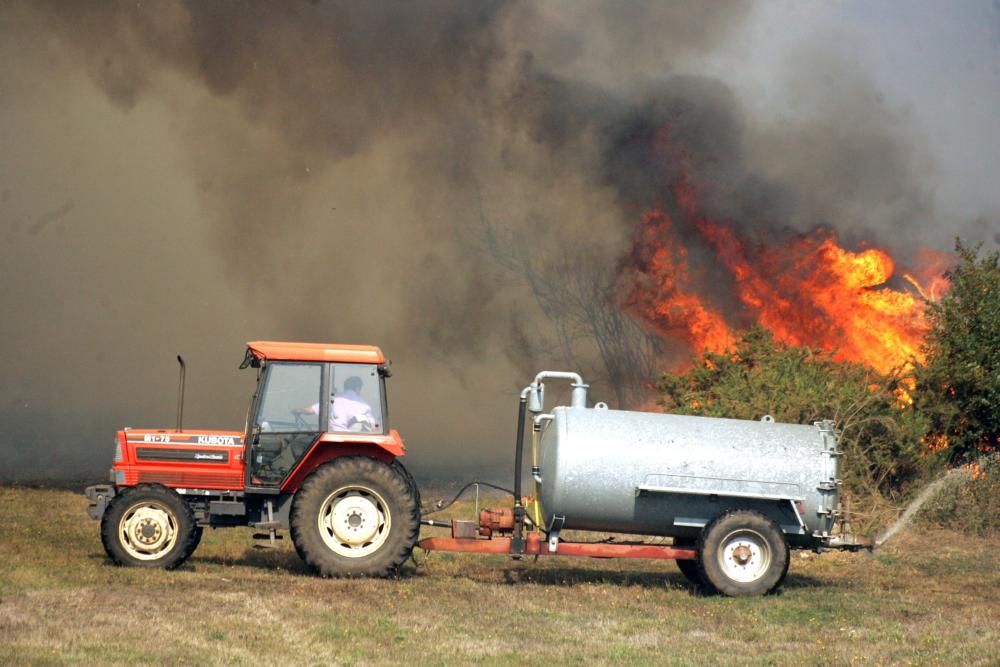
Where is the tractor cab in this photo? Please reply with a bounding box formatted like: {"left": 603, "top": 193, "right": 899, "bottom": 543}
{"left": 240, "top": 341, "right": 397, "bottom": 489}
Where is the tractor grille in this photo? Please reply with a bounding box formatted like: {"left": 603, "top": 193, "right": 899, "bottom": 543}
{"left": 135, "top": 471, "right": 243, "bottom": 490}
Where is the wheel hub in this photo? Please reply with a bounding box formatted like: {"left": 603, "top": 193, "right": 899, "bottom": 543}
{"left": 119, "top": 503, "right": 177, "bottom": 559}
{"left": 139, "top": 520, "right": 160, "bottom": 541}
{"left": 719, "top": 531, "right": 770, "bottom": 583}
{"left": 329, "top": 495, "right": 382, "bottom": 546}
{"left": 732, "top": 544, "right": 753, "bottom": 565}
{"left": 318, "top": 486, "right": 392, "bottom": 558}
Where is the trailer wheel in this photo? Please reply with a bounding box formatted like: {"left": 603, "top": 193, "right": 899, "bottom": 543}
{"left": 291, "top": 457, "right": 419, "bottom": 577}
{"left": 673, "top": 538, "right": 710, "bottom": 589}
{"left": 100, "top": 485, "right": 198, "bottom": 569}
{"left": 698, "top": 510, "right": 789, "bottom": 597}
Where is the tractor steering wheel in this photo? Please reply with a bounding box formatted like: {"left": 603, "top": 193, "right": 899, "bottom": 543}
{"left": 292, "top": 410, "right": 311, "bottom": 430}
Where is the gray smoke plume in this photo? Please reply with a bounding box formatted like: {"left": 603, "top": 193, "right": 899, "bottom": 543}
{"left": 1, "top": 1, "right": 995, "bottom": 482}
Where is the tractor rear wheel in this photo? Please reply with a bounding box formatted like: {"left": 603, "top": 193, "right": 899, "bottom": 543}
{"left": 290, "top": 457, "right": 419, "bottom": 577}
{"left": 100, "top": 485, "right": 199, "bottom": 569}
{"left": 697, "top": 510, "right": 789, "bottom": 597}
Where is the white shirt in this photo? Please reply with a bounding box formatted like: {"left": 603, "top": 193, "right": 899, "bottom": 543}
{"left": 309, "top": 390, "right": 378, "bottom": 432}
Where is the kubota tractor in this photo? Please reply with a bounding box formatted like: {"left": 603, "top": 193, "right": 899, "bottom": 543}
{"left": 85, "top": 341, "right": 420, "bottom": 576}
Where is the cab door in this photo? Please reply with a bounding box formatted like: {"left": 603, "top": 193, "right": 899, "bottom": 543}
{"left": 246, "top": 362, "right": 326, "bottom": 487}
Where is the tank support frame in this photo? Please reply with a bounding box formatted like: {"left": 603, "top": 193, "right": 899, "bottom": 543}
{"left": 418, "top": 534, "right": 698, "bottom": 560}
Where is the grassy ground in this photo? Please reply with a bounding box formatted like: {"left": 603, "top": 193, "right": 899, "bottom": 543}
{"left": 1, "top": 486, "right": 997, "bottom": 666}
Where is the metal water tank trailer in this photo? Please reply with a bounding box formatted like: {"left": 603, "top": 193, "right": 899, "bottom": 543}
{"left": 535, "top": 405, "right": 840, "bottom": 548}
{"left": 416, "top": 370, "right": 863, "bottom": 597}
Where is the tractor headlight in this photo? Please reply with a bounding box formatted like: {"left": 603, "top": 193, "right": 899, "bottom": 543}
{"left": 113, "top": 438, "right": 123, "bottom": 463}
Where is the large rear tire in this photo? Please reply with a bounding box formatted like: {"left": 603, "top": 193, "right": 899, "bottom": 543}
{"left": 697, "top": 510, "right": 789, "bottom": 597}
{"left": 100, "top": 485, "right": 198, "bottom": 569}
{"left": 290, "top": 457, "right": 419, "bottom": 577}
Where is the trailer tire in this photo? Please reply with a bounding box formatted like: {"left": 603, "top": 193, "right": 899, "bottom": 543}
{"left": 291, "top": 457, "right": 419, "bottom": 577}
{"left": 100, "top": 485, "right": 198, "bottom": 569}
{"left": 673, "top": 538, "right": 710, "bottom": 589}
{"left": 698, "top": 510, "right": 789, "bottom": 597}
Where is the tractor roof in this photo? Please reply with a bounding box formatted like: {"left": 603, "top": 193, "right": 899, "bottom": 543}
{"left": 246, "top": 341, "right": 386, "bottom": 364}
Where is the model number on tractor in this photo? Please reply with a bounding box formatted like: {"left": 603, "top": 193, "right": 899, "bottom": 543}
{"left": 143, "top": 434, "right": 171, "bottom": 443}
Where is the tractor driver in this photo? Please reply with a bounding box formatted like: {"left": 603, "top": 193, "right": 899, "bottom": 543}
{"left": 298, "top": 376, "right": 378, "bottom": 433}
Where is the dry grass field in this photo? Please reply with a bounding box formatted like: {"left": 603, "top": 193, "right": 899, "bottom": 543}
{"left": 1, "top": 485, "right": 998, "bottom": 666}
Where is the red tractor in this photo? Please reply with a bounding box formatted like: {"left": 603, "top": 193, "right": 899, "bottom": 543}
{"left": 85, "top": 341, "right": 420, "bottom": 576}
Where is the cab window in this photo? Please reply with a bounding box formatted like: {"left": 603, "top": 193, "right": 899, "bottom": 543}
{"left": 256, "top": 363, "right": 322, "bottom": 432}
{"left": 327, "top": 363, "right": 384, "bottom": 434}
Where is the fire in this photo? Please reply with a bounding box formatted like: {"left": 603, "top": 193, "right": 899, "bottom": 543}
{"left": 621, "top": 208, "right": 733, "bottom": 353}
{"left": 923, "top": 433, "right": 949, "bottom": 453}
{"left": 621, "top": 182, "right": 951, "bottom": 374}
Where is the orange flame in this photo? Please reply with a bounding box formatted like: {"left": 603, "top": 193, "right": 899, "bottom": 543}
{"left": 621, "top": 182, "right": 951, "bottom": 374}
{"left": 621, "top": 208, "right": 733, "bottom": 353}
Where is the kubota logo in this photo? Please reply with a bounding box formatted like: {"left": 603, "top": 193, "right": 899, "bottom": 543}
{"left": 198, "top": 435, "right": 236, "bottom": 445}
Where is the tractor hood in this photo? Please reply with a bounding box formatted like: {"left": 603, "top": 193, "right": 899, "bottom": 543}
{"left": 112, "top": 429, "right": 246, "bottom": 490}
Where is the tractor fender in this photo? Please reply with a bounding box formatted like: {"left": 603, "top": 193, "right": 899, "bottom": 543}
{"left": 280, "top": 429, "right": 406, "bottom": 494}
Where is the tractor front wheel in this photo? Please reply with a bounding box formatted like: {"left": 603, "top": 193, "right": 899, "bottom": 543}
{"left": 100, "top": 485, "right": 199, "bottom": 569}
{"left": 290, "top": 457, "right": 419, "bottom": 577}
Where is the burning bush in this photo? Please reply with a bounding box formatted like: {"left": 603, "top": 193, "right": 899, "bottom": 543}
{"left": 914, "top": 241, "right": 1000, "bottom": 467}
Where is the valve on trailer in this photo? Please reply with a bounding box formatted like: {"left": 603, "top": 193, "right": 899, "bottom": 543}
{"left": 444, "top": 507, "right": 517, "bottom": 540}
{"left": 478, "top": 508, "right": 516, "bottom": 538}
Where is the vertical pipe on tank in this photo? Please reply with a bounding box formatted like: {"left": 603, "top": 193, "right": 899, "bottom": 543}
{"left": 530, "top": 425, "right": 543, "bottom": 526}
{"left": 511, "top": 388, "right": 529, "bottom": 554}
{"left": 530, "top": 413, "right": 554, "bottom": 527}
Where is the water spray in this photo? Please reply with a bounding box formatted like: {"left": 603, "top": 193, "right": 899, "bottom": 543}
{"left": 874, "top": 468, "right": 969, "bottom": 548}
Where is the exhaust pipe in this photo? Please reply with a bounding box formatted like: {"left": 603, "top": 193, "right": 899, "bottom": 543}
{"left": 176, "top": 355, "right": 186, "bottom": 433}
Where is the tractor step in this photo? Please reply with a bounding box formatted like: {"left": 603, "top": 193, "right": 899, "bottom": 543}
{"left": 251, "top": 500, "right": 281, "bottom": 548}
{"left": 250, "top": 521, "right": 281, "bottom": 530}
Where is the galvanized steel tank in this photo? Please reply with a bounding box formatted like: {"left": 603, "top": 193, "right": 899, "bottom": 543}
{"left": 536, "top": 405, "right": 839, "bottom": 547}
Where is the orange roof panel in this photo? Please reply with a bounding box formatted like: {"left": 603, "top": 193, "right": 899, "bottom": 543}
{"left": 246, "top": 341, "right": 386, "bottom": 364}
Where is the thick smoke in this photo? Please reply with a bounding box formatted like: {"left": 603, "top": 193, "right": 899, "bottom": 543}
{"left": 0, "top": 1, "right": 994, "bottom": 481}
